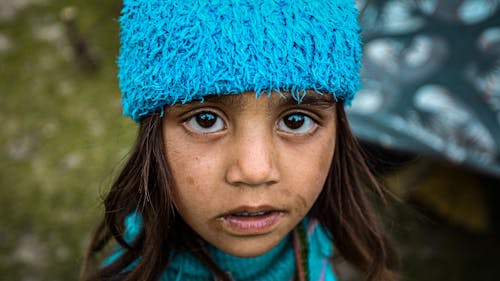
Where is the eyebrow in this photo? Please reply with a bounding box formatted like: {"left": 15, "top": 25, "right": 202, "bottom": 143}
{"left": 202, "top": 94, "right": 246, "bottom": 108}
{"left": 205, "top": 92, "right": 335, "bottom": 106}
{"left": 276, "top": 93, "right": 335, "bottom": 108}
{"left": 167, "top": 94, "right": 244, "bottom": 110}
{"left": 172, "top": 91, "right": 335, "bottom": 110}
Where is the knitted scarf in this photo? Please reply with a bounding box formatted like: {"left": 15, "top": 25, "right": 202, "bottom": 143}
{"left": 105, "top": 213, "right": 337, "bottom": 281}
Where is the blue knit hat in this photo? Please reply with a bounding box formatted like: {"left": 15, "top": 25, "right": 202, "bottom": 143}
{"left": 119, "top": 0, "right": 362, "bottom": 122}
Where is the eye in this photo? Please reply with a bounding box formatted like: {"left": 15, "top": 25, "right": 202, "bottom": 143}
{"left": 184, "top": 111, "right": 225, "bottom": 133}
{"left": 277, "top": 113, "right": 316, "bottom": 134}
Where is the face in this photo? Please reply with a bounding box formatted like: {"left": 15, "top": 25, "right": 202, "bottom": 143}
{"left": 162, "top": 91, "right": 336, "bottom": 257}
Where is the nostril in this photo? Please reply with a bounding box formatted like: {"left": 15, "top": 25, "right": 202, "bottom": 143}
{"left": 225, "top": 154, "right": 280, "bottom": 187}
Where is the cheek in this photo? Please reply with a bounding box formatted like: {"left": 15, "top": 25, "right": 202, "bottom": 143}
{"left": 167, "top": 152, "right": 203, "bottom": 200}
{"left": 283, "top": 133, "right": 335, "bottom": 213}
{"left": 164, "top": 140, "right": 221, "bottom": 215}
{"left": 168, "top": 159, "right": 212, "bottom": 221}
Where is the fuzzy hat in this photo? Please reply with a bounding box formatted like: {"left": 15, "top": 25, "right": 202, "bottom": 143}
{"left": 119, "top": 0, "right": 362, "bottom": 122}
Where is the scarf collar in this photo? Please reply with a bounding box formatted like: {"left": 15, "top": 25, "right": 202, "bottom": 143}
{"left": 112, "top": 213, "right": 336, "bottom": 281}
{"left": 163, "top": 234, "right": 296, "bottom": 281}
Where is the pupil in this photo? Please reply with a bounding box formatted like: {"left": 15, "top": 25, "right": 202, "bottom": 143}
{"left": 196, "top": 113, "right": 216, "bottom": 128}
{"left": 285, "top": 114, "right": 304, "bottom": 129}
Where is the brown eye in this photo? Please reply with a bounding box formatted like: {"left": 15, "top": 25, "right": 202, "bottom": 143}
{"left": 196, "top": 112, "right": 217, "bottom": 128}
{"left": 278, "top": 113, "right": 316, "bottom": 134}
{"left": 284, "top": 114, "right": 305, "bottom": 129}
{"left": 185, "top": 111, "right": 225, "bottom": 133}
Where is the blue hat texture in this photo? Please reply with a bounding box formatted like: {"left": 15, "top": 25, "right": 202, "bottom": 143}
{"left": 119, "top": 0, "right": 362, "bottom": 122}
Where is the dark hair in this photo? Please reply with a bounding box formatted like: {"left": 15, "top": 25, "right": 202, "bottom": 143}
{"left": 82, "top": 103, "right": 399, "bottom": 281}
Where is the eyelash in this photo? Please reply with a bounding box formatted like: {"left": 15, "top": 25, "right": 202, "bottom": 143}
{"left": 183, "top": 110, "right": 227, "bottom": 135}
{"left": 182, "top": 109, "right": 319, "bottom": 136}
{"left": 277, "top": 112, "right": 318, "bottom": 135}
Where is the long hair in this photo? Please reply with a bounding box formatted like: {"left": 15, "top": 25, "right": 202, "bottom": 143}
{"left": 311, "top": 104, "right": 399, "bottom": 280}
{"left": 82, "top": 102, "right": 399, "bottom": 281}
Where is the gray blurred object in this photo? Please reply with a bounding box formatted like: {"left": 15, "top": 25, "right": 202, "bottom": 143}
{"left": 349, "top": 0, "right": 500, "bottom": 176}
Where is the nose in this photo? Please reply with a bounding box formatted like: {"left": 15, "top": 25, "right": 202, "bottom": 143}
{"left": 225, "top": 130, "right": 280, "bottom": 187}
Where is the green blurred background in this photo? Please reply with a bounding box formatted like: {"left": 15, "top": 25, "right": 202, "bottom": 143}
{"left": 0, "top": 1, "right": 132, "bottom": 280}
{"left": 1, "top": 1, "right": 499, "bottom": 280}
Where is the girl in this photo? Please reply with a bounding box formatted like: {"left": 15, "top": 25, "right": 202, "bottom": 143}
{"left": 83, "top": 0, "right": 399, "bottom": 280}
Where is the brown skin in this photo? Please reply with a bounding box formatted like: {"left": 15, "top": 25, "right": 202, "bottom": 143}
{"left": 82, "top": 99, "right": 399, "bottom": 281}
{"left": 163, "top": 91, "right": 336, "bottom": 257}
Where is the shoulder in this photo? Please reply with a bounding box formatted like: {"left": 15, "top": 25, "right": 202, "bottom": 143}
{"left": 102, "top": 212, "right": 143, "bottom": 267}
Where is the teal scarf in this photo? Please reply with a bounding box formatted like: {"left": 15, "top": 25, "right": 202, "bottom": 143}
{"left": 106, "top": 213, "right": 337, "bottom": 281}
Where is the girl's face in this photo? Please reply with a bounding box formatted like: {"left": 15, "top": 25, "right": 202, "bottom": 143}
{"left": 163, "top": 91, "right": 336, "bottom": 257}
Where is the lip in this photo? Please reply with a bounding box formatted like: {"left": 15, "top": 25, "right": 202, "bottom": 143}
{"left": 217, "top": 206, "right": 284, "bottom": 236}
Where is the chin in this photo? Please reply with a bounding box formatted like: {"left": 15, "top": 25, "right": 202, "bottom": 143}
{"left": 216, "top": 236, "right": 281, "bottom": 258}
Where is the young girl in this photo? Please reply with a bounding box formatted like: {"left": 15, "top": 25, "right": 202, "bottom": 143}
{"left": 83, "top": 0, "right": 399, "bottom": 280}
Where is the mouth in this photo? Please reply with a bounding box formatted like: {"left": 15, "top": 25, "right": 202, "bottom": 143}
{"left": 231, "top": 210, "right": 274, "bottom": 217}
{"left": 217, "top": 206, "right": 284, "bottom": 235}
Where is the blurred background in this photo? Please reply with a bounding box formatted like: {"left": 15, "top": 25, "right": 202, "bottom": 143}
{"left": 0, "top": 0, "right": 498, "bottom": 280}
